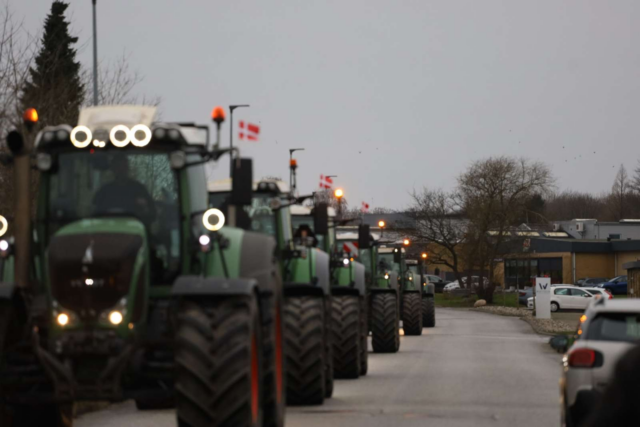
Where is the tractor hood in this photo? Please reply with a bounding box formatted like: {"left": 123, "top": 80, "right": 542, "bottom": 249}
{"left": 47, "top": 218, "right": 147, "bottom": 323}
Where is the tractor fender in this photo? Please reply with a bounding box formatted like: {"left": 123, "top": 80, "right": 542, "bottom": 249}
{"left": 353, "top": 262, "right": 366, "bottom": 295}
{"left": 283, "top": 283, "right": 326, "bottom": 297}
{"left": 172, "top": 276, "right": 258, "bottom": 297}
{"left": 0, "top": 282, "right": 16, "bottom": 300}
{"left": 369, "top": 287, "right": 398, "bottom": 296}
{"left": 423, "top": 283, "right": 435, "bottom": 296}
{"left": 314, "top": 249, "right": 331, "bottom": 294}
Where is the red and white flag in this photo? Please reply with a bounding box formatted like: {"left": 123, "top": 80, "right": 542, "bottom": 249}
{"left": 239, "top": 121, "right": 260, "bottom": 141}
{"left": 319, "top": 175, "right": 333, "bottom": 189}
{"left": 361, "top": 202, "right": 370, "bottom": 213}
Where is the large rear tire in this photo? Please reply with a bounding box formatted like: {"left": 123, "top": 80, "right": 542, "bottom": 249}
{"left": 324, "top": 298, "right": 334, "bottom": 399}
{"left": 283, "top": 296, "right": 325, "bottom": 405}
{"left": 402, "top": 293, "right": 423, "bottom": 336}
{"left": 262, "top": 297, "right": 285, "bottom": 427}
{"left": 175, "top": 296, "right": 262, "bottom": 427}
{"left": 422, "top": 296, "right": 436, "bottom": 328}
{"left": 359, "top": 297, "right": 368, "bottom": 376}
{"left": 371, "top": 293, "right": 400, "bottom": 353}
{"left": 331, "top": 295, "right": 361, "bottom": 379}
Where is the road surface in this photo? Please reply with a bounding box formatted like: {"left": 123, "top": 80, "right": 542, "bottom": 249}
{"left": 76, "top": 308, "right": 561, "bottom": 427}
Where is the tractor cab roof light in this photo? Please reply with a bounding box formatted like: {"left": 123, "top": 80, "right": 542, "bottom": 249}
{"left": 0, "top": 215, "right": 7, "bottom": 237}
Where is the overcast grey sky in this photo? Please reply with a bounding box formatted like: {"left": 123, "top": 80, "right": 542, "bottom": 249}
{"left": 12, "top": 0, "right": 640, "bottom": 209}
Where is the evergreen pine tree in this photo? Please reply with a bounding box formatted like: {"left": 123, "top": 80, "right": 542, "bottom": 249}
{"left": 21, "top": 1, "right": 84, "bottom": 127}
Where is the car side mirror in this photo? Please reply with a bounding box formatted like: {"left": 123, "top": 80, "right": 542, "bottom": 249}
{"left": 358, "top": 224, "right": 370, "bottom": 249}
{"left": 312, "top": 202, "right": 329, "bottom": 236}
{"left": 231, "top": 158, "right": 253, "bottom": 206}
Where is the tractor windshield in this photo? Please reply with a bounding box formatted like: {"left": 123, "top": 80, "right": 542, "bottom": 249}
{"left": 46, "top": 150, "right": 181, "bottom": 281}
{"left": 209, "top": 192, "right": 278, "bottom": 236}
{"left": 378, "top": 253, "right": 400, "bottom": 273}
{"left": 291, "top": 215, "right": 326, "bottom": 249}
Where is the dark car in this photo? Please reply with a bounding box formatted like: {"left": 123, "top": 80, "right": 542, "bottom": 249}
{"left": 426, "top": 274, "right": 449, "bottom": 293}
{"left": 601, "top": 275, "right": 628, "bottom": 295}
{"left": 518, "top": 287, "right": 533, "bottom": 306}
{"left": 579, "top": 278, "right": 608, "bottom": 287}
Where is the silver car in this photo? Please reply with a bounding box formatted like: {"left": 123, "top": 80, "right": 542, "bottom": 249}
{"left": 560, "top": 299, "right": 640, "bottom": 427}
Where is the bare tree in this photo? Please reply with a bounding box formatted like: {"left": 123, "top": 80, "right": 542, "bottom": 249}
{"left": 405, "top": 189, "right": 467, "bottom": 284}
{"left": 610, "top": 164, "right": 630, "bottom": 220}
{"left": 458, "top": 157, "right": 554, "bottom": 302}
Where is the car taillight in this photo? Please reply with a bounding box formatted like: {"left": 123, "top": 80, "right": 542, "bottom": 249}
{"left": 519, "top": 292, "right": 526, "bottom": 297}
{"left": 568, "top": 348, "right": 600, "bottom": 368}
{"left": 605, "top": 290, "right": 613, "bottom": 299}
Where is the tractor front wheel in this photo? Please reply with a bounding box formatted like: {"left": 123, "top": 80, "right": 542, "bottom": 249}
{"left": 359, "top": 297, "right": 368, "bottom": 376}
{"left": 331, "top": 295, "right": 361, "bottom": 379}
{"left": 402, "top": 293, "right": 423, "bottom": 336}
{"left": 175, "top": 296, "right": 262, "bottom": 427}
{"left": 371, "top": 293, "right": 400, "bottom": 353}
{"left": 283, "top": 296, "right": 326, "bottom": 405}
{"left": 422, "top": 296, "right": 436, "bottom": 328}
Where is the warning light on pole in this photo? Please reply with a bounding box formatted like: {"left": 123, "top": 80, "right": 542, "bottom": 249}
{"left": 403, "top": 239, "right": 410, "bottom": 246}
{"left": 334, "top": 188, "right": 344, "bottom": 199}
{"left": 378, "top": 220, "right": 386, "bottom": 228}
{"left": 211, "top": 106, "right": 226, "bottom": 124}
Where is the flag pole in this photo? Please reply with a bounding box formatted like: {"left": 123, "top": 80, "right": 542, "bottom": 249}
{"left": 229, "top": 104, "right": 249, "bottom": 178}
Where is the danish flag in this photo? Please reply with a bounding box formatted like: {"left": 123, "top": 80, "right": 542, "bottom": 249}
{"left": 239, "top": 121, "right": 260, "bottom": 141}
{"left": 361, "top": 202, "right": 370, "bottom": 213}
{"left": 319, "top": 175, "right": 333, "bottom": 189}
{"left": 343, "top": 241, "right": 359, "bottom": 253}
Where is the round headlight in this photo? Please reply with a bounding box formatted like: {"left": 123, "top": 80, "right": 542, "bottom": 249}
{"left": 70, "top": 126, "right": 92, "bottom": 148}
{"left": 342, "top": 258, "right": 350, "bottom": 266}
{"left": 168, "top": 129, "right": 181, "bottom": 140}
{"left": 384, "top": 274, "right": 390, "bottom": 280}
{"left": 170, "top": 151, "right": 186, "bottom": 169}
{"left": 43, "top": 131, "right": 55, "bottom": 143}
{"left": 57, "top": 313, "right": 69, "bottom": 327}
{"left": 110, "top": 125, "right": 131, "bottom": 148}
{"left": 56, "top": 129, "right": 69, "bottom": 141}
{"left": 153, "top": 128, "right": 167, "bottom": 139}
{"left": 131, "top": 124, "right": 152, "bottom": 147}
{"left": 202, "top": 209, "right": 225, "bottom": 231}
{"left": 109, "top": 311, "right": 123, "bottom": 325}
{"left": 36, "top": 153, "right": 52, "bottom": 171}
{"left": 0, "top": 215, "right": 7, "bottom": 237}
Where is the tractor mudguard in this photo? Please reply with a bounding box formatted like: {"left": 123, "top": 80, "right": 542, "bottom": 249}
{"left": 369, "top": 287, "right": 398, "bottom": 296}
{"left": 172, "top": 276, "right": 258, "bottom": 297}
{"left": 352, "top": 262, "right": 366, "bottom": 295}
{"left": 283, "top": 283, "right": 325, "bottom": 297}
{"left": 424, "top": 283, "right": 435, "bottom": 296}
{"left": 331, "top": 286, "right": 359, "bottom": 297}
{"left": 0, "top": 281, "right": 16, "bottom": 300}
{"left": 314, "top": 249, "right": 331, "bottom": 294}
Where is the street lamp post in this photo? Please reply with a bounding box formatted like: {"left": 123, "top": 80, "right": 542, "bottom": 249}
{"left": 289, "top": 148, "right": 304, "bottom": 195}
{"left": 229, "top": 104, "right": 250, "bottom": 177}
{"left": 92, "top": 0, "right": 99, "bottom": 106}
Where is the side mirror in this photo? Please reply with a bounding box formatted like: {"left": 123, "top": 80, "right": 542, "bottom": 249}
{"left": 312, "top": 203, "right": 329, "bottom": 236}
{"left": 231, "top": 158, "right": 253, "bottom": 205}
{"left": 393, "top": 249, "right": 402, "bottom": 264}
{"left": 358, "top": 224, "right": 370, "bottom": 249}
{"left": 6, "top": 131, "right": 24, "bottom": 156}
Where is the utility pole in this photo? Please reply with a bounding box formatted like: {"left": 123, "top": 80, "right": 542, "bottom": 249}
{"left": 229, "top": 104, "right": 249, "bottom": 177}
{"left": 92, "top": 0, "right": 99, "bottom": 105}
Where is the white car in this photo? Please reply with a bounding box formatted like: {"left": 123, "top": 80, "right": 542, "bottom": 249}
{"left": 443, "top": 282, "right": 460, "bottom": 293}
{"left": 527, "top": 286, "right": 596, "bottom": 312}
{"left": 561, "top": 299, "right": 640, "bottom": 426}
{"left": 582, "top": 287, "right": 613, "bottom": 300}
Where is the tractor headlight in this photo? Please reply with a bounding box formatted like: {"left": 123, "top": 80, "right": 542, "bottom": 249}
{"left": 199, "top": 234, "right": 212, "bottom": 252}
{"left": 202, "top": 208, "right": 225, "bottom": 231}
{"left": 131, "top": 124, "right": 152, "bottom": 147}
{"left": 70, "top": 125, "right": 92, "bottom": 148}
{"left": 342, "top": 258, "right": 350, "bottom": 266}
{"left": 57, "top": 313, "right": 69, "bottom": 326}
{"left": 52, "top": 302, "right": 78, "bottom": 328}
{"left": 408, "top": 276, "right": 413, "bottom": 281}
{"left": 0, "top": 239, "right": 12, "bottom": 259}
{"left": 384, "top": 273, "right": 390, "bottom": 280}
{"left": 109, "top": 311, "right": 124, "bottom": 325}
{"left": 36, "top": 153, "right": 53, "bottom": 171}
{"left": 99, "top": 298, "right": 127, "bottom": 327}
{"left": 0, "top": 215, "right": 7, "bottom": 237}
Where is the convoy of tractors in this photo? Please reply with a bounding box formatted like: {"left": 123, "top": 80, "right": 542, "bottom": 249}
{"left": 0, "top": 105, "right": 436, "bottom": 426}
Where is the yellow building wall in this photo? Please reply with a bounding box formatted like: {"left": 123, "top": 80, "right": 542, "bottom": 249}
{"left": 575, "top": 253, "right": 615, "bottom": 281}
{"left": 617, "top": 252, "right": 640, "bottom": 276}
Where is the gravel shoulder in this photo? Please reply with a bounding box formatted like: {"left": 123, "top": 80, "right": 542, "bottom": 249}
{"left": 471, "top": 306, "right": 578, "bottom": 335}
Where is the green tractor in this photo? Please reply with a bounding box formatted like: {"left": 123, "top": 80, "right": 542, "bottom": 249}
{"left": 208, "top": 179, "right": 333, "bottom": 405}
{"left": 0, "top": 106, "right": 285, "bottom": 427}
{"left": 290, "top": 205, "right": 369, "bottom": 378}
{"left": 406, "top": 256, "right": 436, "bottom": 328}
{"left": 337, "top": 227, "right": 401, "bottom": 353}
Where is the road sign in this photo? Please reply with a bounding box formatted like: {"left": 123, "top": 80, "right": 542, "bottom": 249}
{"left": 535, "top": 277, "right": 551, "bottom": 319}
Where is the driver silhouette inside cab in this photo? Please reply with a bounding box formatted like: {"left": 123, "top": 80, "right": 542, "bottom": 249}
{"left": 93, "top": 155, "right": 156, "bottom": 223}
{"left": 294, "top": 224, "right": 318, "bottom": 247}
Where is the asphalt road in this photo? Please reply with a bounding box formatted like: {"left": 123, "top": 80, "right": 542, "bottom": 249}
{"left": 76, "top": 308, "right": 561, "bottom": 427}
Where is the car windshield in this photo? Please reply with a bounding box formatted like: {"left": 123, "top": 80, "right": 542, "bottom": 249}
{"left": 586, "top": 313, "right": 640, "bottom": 343}
{"left": 209, "top": 192, "right": 279, "bottom": 237}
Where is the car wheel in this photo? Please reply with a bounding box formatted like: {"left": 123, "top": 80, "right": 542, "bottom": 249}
{"left": 551, "top": 302, "right": 559, "bottom": 312}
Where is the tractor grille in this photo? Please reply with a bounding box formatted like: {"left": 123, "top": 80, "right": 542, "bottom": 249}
{"left": 48, "top": 233, "right": 143, "bottom": 320}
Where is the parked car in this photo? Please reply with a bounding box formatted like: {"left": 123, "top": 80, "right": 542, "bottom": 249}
{"left": 600, "top": 275, "right": 628, "bottom": 295}
{"left": 575, "top": 278, "right": 586, "bottom": 287}
{"left": 518, "top": 287, "right": 533, "bottom": 306}
{"left": 579, "top": 278, "right": 608, "bottom": 287}
{"left": 443, "top": 282, "right": 461, "bottom": 293}
{"left": 527, "top": 286, "right": 595, "bottom": 312}
{"left": 582, "top": 287, "right": 613, "bottom": 300}
{"left": 561, "top": 299, "right": 640, "bottom": 427}
{"left": 426, "top": 274, "right": 449, "bottom": 293}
